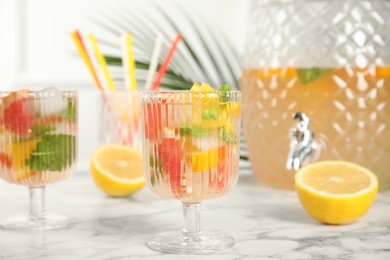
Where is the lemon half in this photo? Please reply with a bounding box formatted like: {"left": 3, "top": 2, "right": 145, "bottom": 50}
{"left": 90, "top": 144, "right": 145, "bottom": 197}
{"left": 295, "top": 161, "right": 378, "bottom": 225}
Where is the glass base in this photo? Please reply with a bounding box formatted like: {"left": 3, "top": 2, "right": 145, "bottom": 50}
{"left": 146, "top": 231, "right": 235, "bottom": 254}
{"left": 0, "top": 214, "right": 73, "bottom": 231}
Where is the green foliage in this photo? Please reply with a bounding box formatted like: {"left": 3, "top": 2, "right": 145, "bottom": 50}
{"left": 30, "top": 124, "right": 55, "bottom": 137}
{"left": 89, "top": 2, "right": 240, "bottom": 90}
{"left": 297, "top": 68, "right": 324, "bottom": 84}
{"left": 218, "top": 84, "right": 231, "bottom": 102}
{"left": 201, "top": 107, "right": 219, "bottom": 120}
{"left": 26, "top": 134, "right": 76, "bottom": 171}
{"left": 219, "top": 127, "right": 238, "bottom": 143}
{"left": 180, "top": 126, "right": 210, "bottom": 137}
{"left": 65, "top": 100, "right": 77, "bottom": 121}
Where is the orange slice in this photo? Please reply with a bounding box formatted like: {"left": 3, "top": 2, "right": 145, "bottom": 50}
{"left": 12, "top": 138, "right": 41, "bottom": 180}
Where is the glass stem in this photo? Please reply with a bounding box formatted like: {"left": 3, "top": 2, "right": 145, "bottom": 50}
{"left": 182, "top": 202, "right": 201, "bottom": 237}
{"left": 29, "top": 187, "right": 45, "bottom": 221}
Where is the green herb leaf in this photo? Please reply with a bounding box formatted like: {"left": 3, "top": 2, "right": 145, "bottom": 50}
{"left": 65, "top": 100, "right": 77, "bottom": 121}
{"left": 26, "top": 134, "right": 76, "bottom": 171}
{"left": 218, "top": 84, "right": 231, "bottom": 102}
{"left": 180, "top": 126, "right": 210, "bottom": 137}
{"left": 219, "top": 127, "right": 237, "bottom": 143}
{"left": 30, "top": 124, "right": 55, "bottom": 137}
{"left": 201, "top": 106, "right": 219, "bottom": 120}
{"left": 297, "top": 68, "right": 325, "bottom": 84}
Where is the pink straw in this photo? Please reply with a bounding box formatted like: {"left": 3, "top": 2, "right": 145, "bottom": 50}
{"left": 150, "top": 34, "right": 182, "bottom": 91}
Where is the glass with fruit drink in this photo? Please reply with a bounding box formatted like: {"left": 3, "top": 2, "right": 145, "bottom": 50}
{"left": 140, "top": 83, "right": 241, "bottom": 254}
{"left": 0, "top": 88, "right": 78, "bottom": 230}
{"left": 99, "top": 90, "right": 140, "bottom": 146}
{"left": 89, "top": 90, "right": 145, "bottom": 198}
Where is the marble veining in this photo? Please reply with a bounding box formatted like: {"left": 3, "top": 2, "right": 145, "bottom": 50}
{"left": 0, "top": 173, "right": 389, "bottom": 260}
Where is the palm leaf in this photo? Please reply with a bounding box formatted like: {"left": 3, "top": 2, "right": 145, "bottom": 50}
{"left": 88, "top": 2, "right": 240, "bottom": 88}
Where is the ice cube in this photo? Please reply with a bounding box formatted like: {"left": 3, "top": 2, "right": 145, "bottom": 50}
{"left": 37, "top": 87, "right": 67, "bottom": 115}
{"left": 192, "top": 136, "right": 220, "bottom": 150}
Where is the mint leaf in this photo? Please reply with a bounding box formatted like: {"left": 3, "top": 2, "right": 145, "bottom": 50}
{"left": 219, "top": 127, "right": 238, "bottom": 143}
{"left": 180, "top": 127, "right": 192, "bottom": 135}
{"left": 180, "top": 126, "right": 210, "bottom": 137}
{"left": 65, "top": 99, "right": 77, "bottom": 121}
{"left": 218, "top": 84, "right": 231, "bottom": 102}
{"left": 30, "top": 124, "right": 55, "bottom": 137}
{"left": 297, "top": 68, "right": 324, "bottom": 84}
{"left": 149, "top": 155, "right": 163, "bottom": 185}
{"left": 26, "top": 134, "right": 76, "bottom": 171}
{"left": 149, "top": 155, "right": 162, "bottom": 170}
{"left": 201, "top": 106, "right": 219, "bottom": 120}
{"left": 192, "top": 128, "right": 210, "bottom": 136}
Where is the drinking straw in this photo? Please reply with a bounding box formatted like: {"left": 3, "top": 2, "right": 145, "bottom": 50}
{"left": 121, "top": 33, "right": 137, "bottom": 91}
{"left": 82, "top": 31, "right": 107, "bottom": 90}
{"left": 71, "top": 30, "right": 102, "bottom": 89}
{"left": 89, "top": 34, "right": 116, "bottom": 91}
{"left": 150, "top": 33, "right": 182, "bottom": 91}
{"left": 145, "top": 34, "right": 163, "bottom": 90}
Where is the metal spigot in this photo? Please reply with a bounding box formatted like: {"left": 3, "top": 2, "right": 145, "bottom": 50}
{"left": 286, "top": 112, "right": 319, "bottom": 171}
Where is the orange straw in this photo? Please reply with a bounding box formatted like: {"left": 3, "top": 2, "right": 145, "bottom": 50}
{"left": 150, "top": 34, "right": 182, "bottom": 91}
{"left": 70, "top": 30, "right": 102, "bottom": 89}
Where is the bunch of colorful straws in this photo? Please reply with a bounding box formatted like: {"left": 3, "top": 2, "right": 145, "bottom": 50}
{"left": 71, "top": 30, "right": 182, "bottom": 91}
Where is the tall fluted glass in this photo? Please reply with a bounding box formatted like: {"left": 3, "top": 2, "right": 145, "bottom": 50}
{"left": 98, "top": 90, "right": 140, "bottom": 147}
{"left": 140, "top": 90, "right": 241, "bottom": 254}
{"left": 0, "top": 89, "right": 78, "bottom": 230}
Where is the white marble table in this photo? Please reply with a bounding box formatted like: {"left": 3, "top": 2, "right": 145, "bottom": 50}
{"left": 0, "top": 172, "right": 389, "bottom": 260}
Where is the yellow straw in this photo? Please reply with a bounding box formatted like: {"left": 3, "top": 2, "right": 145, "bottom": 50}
{"left": 70, "top": 31, "right": 102, "bottom": 89}
{"left": 89, "top": 34, "right": 116, "bottom": 91}
{"left": 123, "top": 33, "right": 137, "bottom": 90}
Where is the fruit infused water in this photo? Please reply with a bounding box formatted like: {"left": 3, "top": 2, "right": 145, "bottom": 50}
{"left": 0, "top": 88, "right": 77, "bottom": 187}
{"left": 241, "top": 66, "right": 390, "bottom": 190}
{"left": 141, "top": 84, "right": 241, "bottom": 203}
{"left": 0, "top": 88, "right": 78, "bottom": 230}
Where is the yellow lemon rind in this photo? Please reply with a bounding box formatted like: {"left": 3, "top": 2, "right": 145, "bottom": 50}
{"left": 90, "top": 145, "right": 145, "bottom": 197}
{"left": 295, "top": 161, "right": 378, "bottom": 225}
{"left": 296, "top": 161, "right": 378, "bottom": 198}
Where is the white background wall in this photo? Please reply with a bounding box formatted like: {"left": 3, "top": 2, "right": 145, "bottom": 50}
{"left": 0, "top": 0, "right": 251, "bottom": 172}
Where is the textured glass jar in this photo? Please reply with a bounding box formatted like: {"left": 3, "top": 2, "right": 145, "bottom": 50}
{"left": 241, "top": 0, "right": 390, "bottom": 190}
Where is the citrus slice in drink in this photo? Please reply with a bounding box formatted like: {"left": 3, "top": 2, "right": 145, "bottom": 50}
{"left": 12, "top": 138, "right": 41, "bottom": 180}
{"left": 90, "top": 144, "right": 145, "bottom": 197}
{"left": 192, "top": 149, "right": 218, "bottom": 173}
{"left": 190, "top": 82, "right": 218, "bottom": 103}
{"left": 190, "top": 82, "right": 214, "bottom": 92}
{"left": 295, "top": 161, "right": 378, "bottom": 225}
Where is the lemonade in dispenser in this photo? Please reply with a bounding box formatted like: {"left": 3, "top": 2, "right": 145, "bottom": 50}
{"left": 240, "top": 0, "right": 390, "bottom": 190}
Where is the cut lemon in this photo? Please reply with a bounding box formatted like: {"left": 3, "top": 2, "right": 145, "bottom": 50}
{"left": 190, "top": 82, "right": 201, "bottom": 92}
{"left": 190, "top": 82, "right": 218, "bottom": 103}
{"left": 190, "top": 82, "right": 214, "bottom": 92}
{"left": 295, "top": 161, "right": 378, "bottom": 225}
{"left": 90, "top": 144, "right": 145, "bottom": 197}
